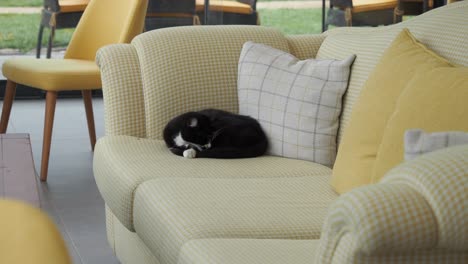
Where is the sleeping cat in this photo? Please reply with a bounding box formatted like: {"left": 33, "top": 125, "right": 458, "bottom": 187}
{"left": 163, "top": 109, "right": 268, "bottom": 159}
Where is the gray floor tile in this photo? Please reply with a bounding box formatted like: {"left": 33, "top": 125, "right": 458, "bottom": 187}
{"left": 3, "top": 98, "right": 119, "bottom": 264}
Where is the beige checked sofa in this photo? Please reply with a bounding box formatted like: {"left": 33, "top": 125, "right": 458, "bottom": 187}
{"left": 93, "top": 2, "right": 468, "bottom": 263}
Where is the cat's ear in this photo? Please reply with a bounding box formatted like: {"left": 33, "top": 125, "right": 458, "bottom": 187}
{"left": 188, "top": 118, "right": 198, "bottom": 128}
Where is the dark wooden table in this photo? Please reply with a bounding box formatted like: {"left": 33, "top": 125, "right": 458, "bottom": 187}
{"left": 0, "top": 134, "right": 40, "bottom": 207}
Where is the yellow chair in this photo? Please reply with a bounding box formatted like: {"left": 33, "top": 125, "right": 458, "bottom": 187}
{"left": 0, "top": 0, "right": 148, "bottom": 182}
{"left": 37, "top": 0, "right": 90, "bottom": 58}
{"left": 0, "top": 199, "right": 71, "bottom": 264}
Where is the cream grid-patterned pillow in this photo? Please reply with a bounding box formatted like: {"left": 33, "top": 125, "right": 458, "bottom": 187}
{"left": 405, "top": 129, "right": 468, "bottom": 161}
{"left": 238, "top": 42, "right": 355, "bottom": 166}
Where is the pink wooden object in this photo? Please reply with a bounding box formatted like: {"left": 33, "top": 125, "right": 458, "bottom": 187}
{"left": 0, "top": 134, "right": 40, "bottom": 207}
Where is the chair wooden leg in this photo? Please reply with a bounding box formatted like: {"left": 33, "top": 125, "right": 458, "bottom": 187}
{"left": 82, "top": 90, "right": 96, "bottom": 151}
{"left": 47, "top": 26, "right": 56, "bottom": 59}
{"left": 0, "top": 80, "right": 17, "bottom": 133}
{"left": 40, "top": 91, "right": 57, "bottom": 182}
{"left": 36, "top": 24, "right": 45, "bottom": 59}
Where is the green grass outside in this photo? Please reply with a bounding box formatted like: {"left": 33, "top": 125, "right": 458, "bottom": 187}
{"left": 259, "top": 8, "right": 322, "bottom": 35}
{"left": 0, "top": 0, "right": 316, "bottom": 7}
{"left": 0, "top": 0, "right": 297, "bottom": 6}
{"left": 0, "top": 0, "right": 42, "bottom": 7}
{"left": 0, "top": 14, "right": 74, "bottom": 52}
{"left": 0, "top": 8, "right": 320, "bottom": 52}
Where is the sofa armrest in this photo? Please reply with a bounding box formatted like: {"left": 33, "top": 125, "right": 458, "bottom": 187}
{"left": 96, "top": 44, "right": 146, "bottom": 138}
{"left": 316, "top": 145, "right": 468, "bottom": 263}
{"left": 285, "top": 34, "right": 326, "bottom": 60}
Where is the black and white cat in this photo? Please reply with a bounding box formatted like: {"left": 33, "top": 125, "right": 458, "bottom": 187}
{"left": 163, "top": 109, "right": 268, "bottom": 159}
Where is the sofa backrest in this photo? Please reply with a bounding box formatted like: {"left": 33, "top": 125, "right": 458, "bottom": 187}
{"left": 128, "top": 1, "right": 468, "bottom": 141}
{"left": 130, "top": 26, "right": 289, "bottom": 139}
{"left": 317, "top": 1, "right": 468, "bottom": 142}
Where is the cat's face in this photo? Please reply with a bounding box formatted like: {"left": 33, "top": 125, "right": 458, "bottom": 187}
{"left": 176, "top": 114, "right": 212, "bottom": 150}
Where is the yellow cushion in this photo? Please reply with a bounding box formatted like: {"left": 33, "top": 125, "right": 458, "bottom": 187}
{"left": 371, "top": 67, "right": 468, "bottom": 182}
{"left": 196, "top": 0, "right": 253, "bottom": 15}
{"left": 331, "top": 29, "right": 452, "bottom": 194}
{"left": 2, "top": 58, "right": 100, "bottom": 91}
{"left": 58, "top": 0, "right": 89, "bottom": 13}
{"left": 0, "top": 199, "right": 71, "bottom": 264}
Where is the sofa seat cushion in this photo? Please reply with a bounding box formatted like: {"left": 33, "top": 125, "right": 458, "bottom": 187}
{"left": 178, "top": 239, "right": 320, "bottom": 264}
{"left": 133, "top": 176, "right": 337, "bottom": 264}
{"left": 94, "top": 135, "right": 332, "bottom": 231}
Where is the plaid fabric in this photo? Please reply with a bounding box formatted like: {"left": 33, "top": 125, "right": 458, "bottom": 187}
{"left": 316, "top": 145, "right": 468, "bottom": 263}
{"left": 404, "top": 129, "right": 468, "bottom": 161}
{"left": 178, "top": 239, "right": 319, "bottom": 264}
{"left": 133, "top": 176, "right": 336, "bottom": 264}
{"left": 381, "top": 145, "right": 468, "bottom": 251}
{"left": 238, "top": 42, "right": 355, "bottom": 166}
{"left": 285, "top": 34, "right": 327, "bottom": 60}
{"left": 130, "top": 26, "right": 290, "bottom": 140}
{"left": 318, "top": 1, "right": 468, "bottom": 143}
{"left": 105, "top": 206, "right": 160, "bottom": 264}
{"left": 94, "top": 135, "right": 332, "bottom": 231}
{"left": 330, "top": 234, "right": 466, "bottom": 264}
{"left": 96, "top": 44, "right": 146, "bottom": 138}
{"left": 93, "top": 3, "right": 468, "bottom": 263}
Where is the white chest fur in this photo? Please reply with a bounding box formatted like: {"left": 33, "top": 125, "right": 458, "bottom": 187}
{"left": 173, "top": 132, "right": 188, "bottom": 147}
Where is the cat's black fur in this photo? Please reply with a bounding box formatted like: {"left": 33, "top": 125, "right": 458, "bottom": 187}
{"left": 163, "top": 109, "right": 268, "bottom": 159}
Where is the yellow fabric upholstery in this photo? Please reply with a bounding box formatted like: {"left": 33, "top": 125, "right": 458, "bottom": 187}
{"left": 96, "top": 44, "right": 146, "bottom": 138}
{"left": 2, "top": 58, "right": 100, "bottom": 91}
{"left": 0, "top": 199, "right": 71, "bottom": 264}
{"left": 94, "top": 135, "right": 332, "bottom": 231}
{"left": 2, "top": 0, "right": 148, "bottom": 91}
{"left": 65, "top": 0, "right": 147, "bottom": 61}
{"left": 178, "top": 239, "right": 320, "bottom": 264}
{"left": 96, "top": 26, "right": 325, "bottom": 141}
{"left": 317, "top": 1, "right": 468, "bottom": 145}
{"left": 330, "top": 29, "right": 452, "bottom": 194}
{"left": 372, "top": 67, "right": 468, "bottom": 182}
{"left": 381, "top": 145, "right": 468, "bottom": 251}
{"left": 0, "top": 0, "right": 148, "bottom": 182}
{"left": 317, "top": 145, "right": 468, "bottom": 263}
{"left": 351, "top": 0, "right": 398, "bottom": 13}
{"left": 105, "top": 206, "right": 160, "bottom": 264}
{"left": 285, "top": 34, "right": 326, "bottom": 60}
{"left": 130, "top": 26, "right": 289, "bottom": 140}
{"left": 195, "top": 0, "right": 253, "bottom": 15}
{"left": 133, "top": 176, "right": 336, "bottom": 264}
{"left": 58, "top": 0, "right": 89, "bottom": 13}
{"left": 93, "top": 2, "right": 468, "bottom": 263}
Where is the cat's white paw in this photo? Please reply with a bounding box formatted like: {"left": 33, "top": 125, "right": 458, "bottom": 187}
{"left": 183, "top": 149, "right": 197, "bottom": 159}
